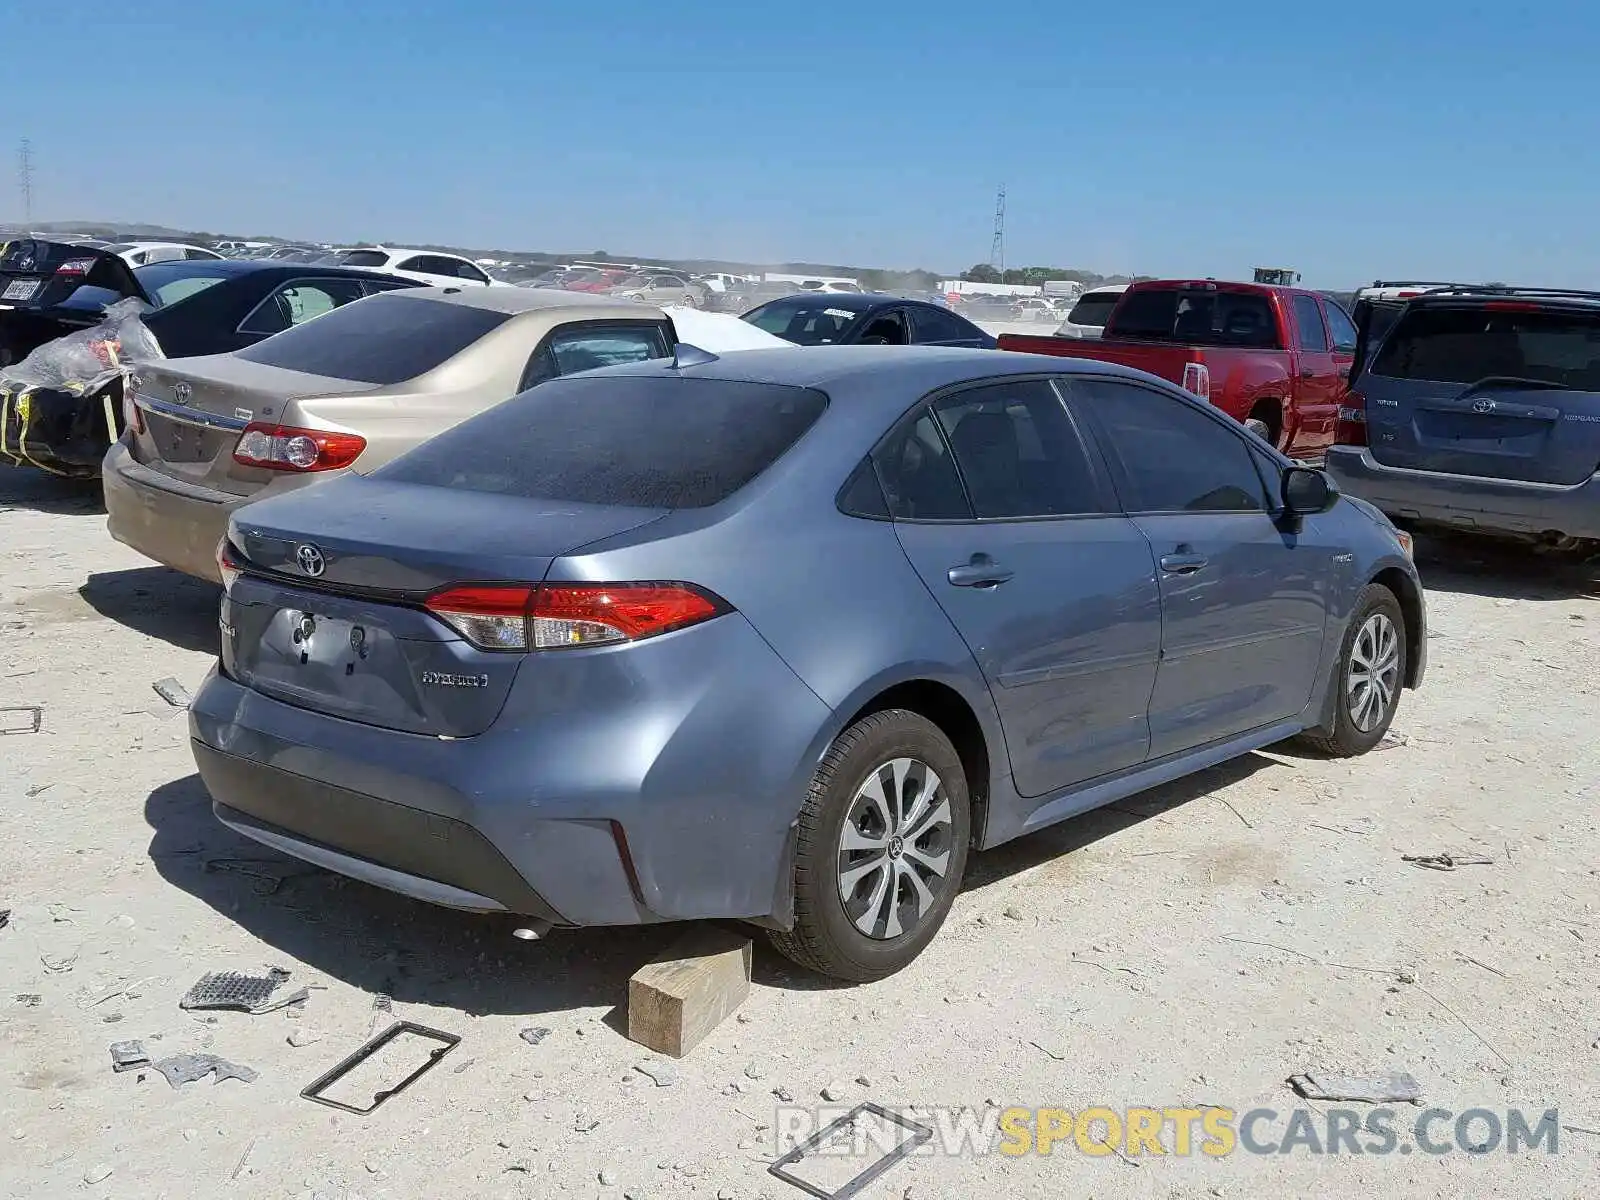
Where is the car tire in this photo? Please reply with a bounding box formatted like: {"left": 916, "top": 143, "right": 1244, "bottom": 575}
{"left": 1296, "top": 583, "right": 1406, "bottom": 757}
{"left": 768, "top": 709, "right": 970, "bottom": 983}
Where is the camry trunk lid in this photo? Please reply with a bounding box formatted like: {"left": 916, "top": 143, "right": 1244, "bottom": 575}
{"left": 221, "top": 475, "right": 669, "bottom": 736}
{"left": 129, "top": 356, "right": 381, "bottom": 496}
{"left": 0, "top": 240, "right": 152, "bottom": 365}
{"left": 1358, "top": 299, "right": 1600, "bottom": 485}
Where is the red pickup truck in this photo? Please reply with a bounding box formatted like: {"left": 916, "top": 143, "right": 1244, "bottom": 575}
{"left": 997, "top": 279, "right": 1358, "bottom": 458}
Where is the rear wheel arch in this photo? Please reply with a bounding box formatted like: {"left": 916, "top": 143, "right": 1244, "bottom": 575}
{"left": 1246, "top": 397, "right": 1285, "bottom": 448}
{"left": 837, "top": 679, "right": 993, "bottom": 850}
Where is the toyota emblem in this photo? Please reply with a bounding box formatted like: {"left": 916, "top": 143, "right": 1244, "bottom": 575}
{"left": 1471, "top": 397, "right": 1497, "bottom": 414}
{"left": 173, "top": 381, "right": 192, "bottom": 405}
{"left": 295, "top": 543, "right": 326, "bottom": 577}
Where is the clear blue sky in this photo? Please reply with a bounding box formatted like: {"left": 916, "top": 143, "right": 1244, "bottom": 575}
{"left": 9, "top": 0, "right": 1598, "bottom": 287}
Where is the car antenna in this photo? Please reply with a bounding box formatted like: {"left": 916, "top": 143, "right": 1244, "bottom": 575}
{"left": 668, "top": 343, "right": 718, "bottom": 370}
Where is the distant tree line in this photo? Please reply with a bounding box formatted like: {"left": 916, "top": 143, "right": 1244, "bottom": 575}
{"left": 960, "top": 263, "right": 1151, "bottom": 288}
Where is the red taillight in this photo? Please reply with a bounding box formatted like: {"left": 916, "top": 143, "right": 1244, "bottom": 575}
{"left": 217, "top": 539, "right": 244, "bottom": 593}
{"left": 1335, "top": 392, "right": 1368, "bottom": 446}
{"left": 122, "top": 390, "right": 145, "bottom": 437}
{"left": 1181, "top": 360, "right": 1211, "bottom": 400}
{"left": 233, "top": 422, "right": 365, "bottom": 472}
{"left": 1483, "top": 300, "right": 1540, "bottom": 312}
{"left": 423, "top": 582, "right": 728, "bottom": 652}
{"left": 55, "top": 257, "right": 96, "bottom": 277}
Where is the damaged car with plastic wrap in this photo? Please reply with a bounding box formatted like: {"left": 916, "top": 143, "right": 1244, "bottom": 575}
{"left": 190, "top": 344, "right": 1424, "bottom": 982}
{"left": 0, "top": 239, "right": 415, "bottom": 475}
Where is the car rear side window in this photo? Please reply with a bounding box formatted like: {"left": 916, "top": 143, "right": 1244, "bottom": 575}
{"left": 1326, "top": 301, "right": 1359, "bottom": 352}
{"left": 1072, "top": 379, "right": 1270, "bottom": 513}
{"left": 874, "top": 410, "right": 971, "bottom": 520}
{"left": 1293, "top": 294, "right": 1328, "bottom": 351}
{"left": 1065, "top": 292, "right": 1120, "bottom": 327}
{"left": 520, "top": 323, "right": 671, "bottom": 389}
{"left": 375, "top": 375, "right": 828, "bottom": 508}
{"left": 234, "top": 294, "right": 510, "bottom": 384}
{"left": 335, "top": 250, "right": 390, "bottom": 268}
{"left": 933, "top": 380, "right": 1104, "bottom": 518}
{"left": 1370, "top": 305, "right": 1600, "bottom": 388}
{"left": 910, "top": 305, "right": 980, "bottom": 343}
{"left": 1111, "top": 288, "right": 1281, "bottom": 349}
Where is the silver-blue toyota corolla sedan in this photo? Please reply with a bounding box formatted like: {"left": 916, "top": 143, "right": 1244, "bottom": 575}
{"left": 190, "top": 345, "right": 1425, "bottom": 981}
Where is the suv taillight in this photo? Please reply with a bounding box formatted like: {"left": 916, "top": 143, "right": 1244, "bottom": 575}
{"left": 1181, "top": 361, "right": 1211, "bottom": 400}
{"left": 424, "top": 582, "right": 729, "bottom": 652}
{"left": 233, "top": 422, "right": 365, "bottom": 472}
{"left": 1335, "top": 392, "right": 1368, "bottom": 446}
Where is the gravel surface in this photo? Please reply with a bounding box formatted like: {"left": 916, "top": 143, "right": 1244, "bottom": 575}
{"left": 2, "top": 462, "right": 1597, "bottom": 1200}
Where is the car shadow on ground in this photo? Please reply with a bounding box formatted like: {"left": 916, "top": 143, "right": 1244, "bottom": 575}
{"left": 80, "top": 567, "right": 222, "bottom": 654}
{"left": 0, "top": 463, "right": 103, "bottom": 514}
{"left": 145, "top": 774, "right": 683, "bottom": 1018}
{"left": 1411, "top": 531, "right": 1600, "bottom": 602}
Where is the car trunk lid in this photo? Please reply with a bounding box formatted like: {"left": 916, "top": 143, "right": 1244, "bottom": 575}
{"left": 1358, "top": 300, "right": 1600, "bottom": 485}
{"left": 130, "top": 357, "right": 381, "bottom": 496}
{"left": 221, "top": 477, "right": 669, "bottom": 735}
{"left": 0, "top": 240, "right": 152, "bottom": 365}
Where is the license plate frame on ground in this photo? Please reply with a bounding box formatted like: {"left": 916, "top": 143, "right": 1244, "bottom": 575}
{"left": 1, "top": 279, "right": 40, "bottom": 302}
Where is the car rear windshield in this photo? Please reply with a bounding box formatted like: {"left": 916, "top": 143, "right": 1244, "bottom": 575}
{"left": 375, "top": 375, "right": 828, "bottom": 508}
{"left": 1065, "top": 293, "right": 1121, "bottom": 327}
{"left": 132, "top": 261, "right": 235, "bottom": 307}
{"left": 1109, "top": 287, "right": 1281, "bottom": 348}
{"left": 1369, "top": 304, "right": 1600, "bottom": 388}
{"left": 334, "top": 250, "right": 391, "bottom": 268}
{"left": 234, "top": 294, "right": 510, "bottom": 384}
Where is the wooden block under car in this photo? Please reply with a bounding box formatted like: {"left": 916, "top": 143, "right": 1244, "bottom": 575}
{"left": 627, "top": 927, "right": 753, "bottom": 1058}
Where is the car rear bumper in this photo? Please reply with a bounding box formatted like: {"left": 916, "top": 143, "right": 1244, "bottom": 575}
{"left": 1, "top": 383, "right": 118, "bottom": 477}
{"left": 1326, "top": 446, "right": 1600, "bottom": 540}
{"left": 186, "top": 614, "right": 834, "bottom": 926}
{"left": 103, "top": 440, "right": 241, "bottom": 581}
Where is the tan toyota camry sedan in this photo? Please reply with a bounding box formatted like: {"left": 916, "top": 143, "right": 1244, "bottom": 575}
{"left": 103, "top": 287, "right": 677, "bottom": 581}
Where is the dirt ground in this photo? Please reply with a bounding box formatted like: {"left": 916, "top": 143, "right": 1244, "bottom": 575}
{"left": 2, "top": 460, "right": 1598, "bottom": 1200}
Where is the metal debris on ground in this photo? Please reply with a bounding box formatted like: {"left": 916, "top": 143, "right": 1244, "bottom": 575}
{"left": 248, "top": 986, "right": 312, "bottom": 1015}
{"left": 1288, "top": 1071, "right": 1423, "bottom": 1104}
{"left": 109, "top": 1040, "right": 151, "bottom": 1073}
{"left": 1402, "top": 852, "right": 1495, "bottom": 871}
{"left": 0, "top": 706, "right": 42, "bottom": 735}
{"left": 518, "top": 1026, "right": 551, "bottom": 1046}
{"left": 300, "top": 1020, "right": 460, "bottom": 1115}
{"left": 151, "top": 677, "right": 192, "bottom": 708}
{"left": 152, "top": 1052, "right": 259, "bottom": 1089}
{"left": 768, "top": 1103, "right": 932, "bottom": 1200}
{"left": 179, "top": 968, "right": 292, "bottom": 1012}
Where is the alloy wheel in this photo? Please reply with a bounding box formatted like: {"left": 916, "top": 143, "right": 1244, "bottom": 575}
{"left": 836, "top": 757, "right": 954, "bottom": 941}
{"left": 1347, "top": 612, "right": 1400, "bottom": 732}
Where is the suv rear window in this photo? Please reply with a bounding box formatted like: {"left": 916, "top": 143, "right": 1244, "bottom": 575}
{"left": 376, "top": 375, "right": 828, "bottom": 508}
{"left": 1065, "top": 292, "right": 1120, "bottom": 327}
{"left": 334, "top": 250, "right": 391, "bottom": 268}
{"left": 1110, "top": 288, "right": 1280, "bottom": 348}
{"left": 234, "top": 294, "right": 509, "bottom": 383}
{"left": 1370, "top": 304, "right": 1600, "bottom": 388}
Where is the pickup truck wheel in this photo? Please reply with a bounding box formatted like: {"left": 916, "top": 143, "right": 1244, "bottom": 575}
{"left": 1296, "top": 583, "right": 1406, "bottom": 757}
{"left": 768, "top": 709, "right": 970, "bottom": 983}
{"left": 1244, "top": 403, "right": 1282, "bottom": 448}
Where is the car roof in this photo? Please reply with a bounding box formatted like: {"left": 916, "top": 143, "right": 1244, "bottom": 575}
{"left": 745, "top": 291, "right": 924, "bottom": 314}
{"left": 593, "top": 343, "right": 1159, "bottom": 399}
{"left": 130, "top": 259, "right": 408, "bottom": 283}
{"left": 366, "top": 247, "right": 472, "bottom": 260}
{"left": 380, "top": 284, "right": 665, "bottom": 316}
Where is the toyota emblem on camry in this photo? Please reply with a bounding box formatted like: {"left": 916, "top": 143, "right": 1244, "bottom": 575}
{"left": 295, "top": 543, "right": 326, "bottom": 577}
{"left": 1472, "top": 397, "right": 1497, "bottom": 414}
{"left": 173, "top": 381, "right": 192, "bottom": 405}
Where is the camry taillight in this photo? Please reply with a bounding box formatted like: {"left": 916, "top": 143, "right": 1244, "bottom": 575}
{"left": 217, "top": 539, "right": 244, "bottom": 593}
{"left": 1335, "top": 392, "right": 1369, "bottom": 447}
{"left": 122, "top": 390, "right": 145, "bottom": 437}
{"left": 233, "top": 422, "right": 365, "bottom": 472}
{"left": 423, "top": 582, "right": 729, "bottom": 652}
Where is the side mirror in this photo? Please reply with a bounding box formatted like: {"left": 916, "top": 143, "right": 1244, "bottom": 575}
{"left": 1281, "top": 465, "right": 1338, "bottom": 515}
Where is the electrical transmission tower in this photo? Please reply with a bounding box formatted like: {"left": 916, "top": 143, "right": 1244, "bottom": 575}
{"left": 18, "top": 139, "right": 34, "bottom": 226}
{"left": 989, "top": 184, "right": 1006, "bottom": 279}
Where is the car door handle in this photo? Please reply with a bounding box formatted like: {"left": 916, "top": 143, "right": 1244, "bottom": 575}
{"left": 1159, "top": 552, "right": 1208, "bottom": 575}
{"left": 947, "top": 558, "right": 1013, "bottom": 588}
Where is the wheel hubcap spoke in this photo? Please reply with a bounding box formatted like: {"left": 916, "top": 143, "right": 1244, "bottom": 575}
{"left": 1346, "top": 613, "right": 1400, "bottom": 733}
{"left": 837, "top": 755, "right": 954, "bottom": 942}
